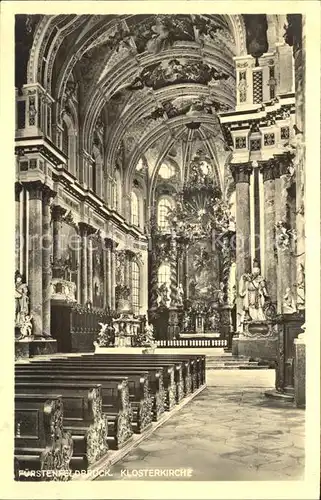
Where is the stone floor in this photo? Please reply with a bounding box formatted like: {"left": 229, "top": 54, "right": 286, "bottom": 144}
{"left": 96, "top": 369, "right": 305, "bottom": 481}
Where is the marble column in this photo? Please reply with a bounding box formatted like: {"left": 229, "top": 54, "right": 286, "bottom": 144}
{"left": 87, "top": 236, "right": 93, "bottom": 304}
{"left": 170, "top": 231, "right": 178, "bottom": 305}
{"left": 125, "top": 250, "right": 133, "bottom": 308}
{"left": 78, "top": 223, "right": 88, "bottom": 305}
{"left": 110, "top": 241, "right": 117, "bottom": 310}
{"left": 230, "top": 163, "right": 253, "bottom": 327}
{"left": 42, "top": 186, "right": 56, "bottom": 337}
{"left": 140, "top": 247, "right": 149, "bottom": 314}
{"left": 260, "top": 160, "right": 277, "bottom": 305}
{"left": 124, "top": 250, "right": 130, "bottom": 287}
{"left": 15, "top": 182, "right": 22, "bottom": 271}
{"left": 294, "top": 19, "right": 305, "bottom": 311}
{"left": 51, "top": 205, "right": 66, "bottom": 266}
{"left": 274, "top": 153, "right": 293, "bottom": 314}
{"left": 104, "top": 238, "right": 112, "bottom": 309}
{"left": 149, "top": 239, "right": 159, "bottom": 309}
{"left": 25, "top": 181, "right": 44, "bottom": 337}
{"left": 221, "top": 232, "right": 232, "bottom": 302}
{"left": 284, "top": 14, "right": 305, "bottom": 311}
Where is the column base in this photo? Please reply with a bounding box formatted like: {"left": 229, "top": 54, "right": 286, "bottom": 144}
{"left": 15, "top": 339, "right": 31, "bottom": 362}
{"left": 294, "top": 335, "right": 306, "bottom": 408}
{"left": 220, "top": 305, "right": 232, "bottom": 339}
{"left": 29, "top": 338, "right": 57, "bottom": 357}
{"left": 15, "top": 338, "right": 57, "bottom": 361}
{"left": 232, "top": 332, "right": 277, "bottom": 367}
{"left": 264, "top": 389, "right": 294, "bottom": 402}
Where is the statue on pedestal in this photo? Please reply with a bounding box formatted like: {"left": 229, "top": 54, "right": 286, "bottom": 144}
{"left": 296, "top": 263, "right": 305, "bottom": 311}
{"left": 217, "top": 282, "right": 225, "bottom": 306}
{"left": 15, "top": 271, "right": 32, "bottom": 337}
{"left": 182, "top": 310, "right": 192, "bottom": 332}
{"left": 209, "top": 308, "right": 220, "bottom": 331}
{"left": 97, "top": 321, "right": 115, "bottom": 347}
{"left": 144, "top": 321, "right": 155, "bottom": 345}
{"left": 239, "top": 260, "right": 269, "bottom": 322}
{"left": 19, "top": 315, "right": 33, "bottom": 339}
{"left": 176, "top": 283, "right": 184, "bottom": 307}
{"left": 283, "top": 287, "right": 297, "bottom": 314}
{"left": 157, "top": 282, "right": 171, "bottom": 308}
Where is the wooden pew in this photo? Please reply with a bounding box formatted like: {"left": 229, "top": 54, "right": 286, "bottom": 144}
{"left": 17, "top": 363, "right": 163, "bottom": 423}
{"left": 29, "top": 358, "right": 177, "bottom": 411}
{"left": 81, "top": 355, "right": 187, "bottom": 403}
{"left": 86, "top": 353, "right": 206, "bottom": 390}
{"left": 14, "top": 394, "right": 73, "bottom": 481}
{"left": 79, "top": 357, "right": 182, "bottom": 407}
{"left": 14, "top": 382, "right": 111, "bottom": 468}
{"left": 15, "top": 368, "right": 152, "bottom": 434}
{"left": 125, "top": 354, "right": 206, "bottom": 389}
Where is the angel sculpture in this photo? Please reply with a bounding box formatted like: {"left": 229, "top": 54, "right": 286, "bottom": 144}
{"left": 19, "top": 315, "right": 33, "bottom": 339}
{"left": 283, "top": 287, "right": 297, "bottom": 314}
{"left": 97, "top": 322, "right": 109, "bottom": 347}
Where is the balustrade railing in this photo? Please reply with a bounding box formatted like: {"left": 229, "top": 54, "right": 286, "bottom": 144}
{"left": 156, "top": 339, "right": 227, "bottom": 348}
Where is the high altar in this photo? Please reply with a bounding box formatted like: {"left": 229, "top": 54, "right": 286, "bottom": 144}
{"left": 149, "top": 150, "right": 237, "bottom": 341}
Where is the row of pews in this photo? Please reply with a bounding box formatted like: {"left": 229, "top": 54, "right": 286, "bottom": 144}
{"left": 14, "top": 353, "right": 206, "bottom": 480}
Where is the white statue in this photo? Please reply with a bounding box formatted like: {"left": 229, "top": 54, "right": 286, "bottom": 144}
{"left": 176, "top": 283, "right": 184, "bottom": 307}
{"left": 217, "top": 282, "right": 225, "bottom": 306}
{"left": 283, "top": 287, "right": 297, "bottom": 314}
{"left": 19, "top": 315, "right": 33, "bottom": 339}
{"left": 15, "top": 271, "right": 29, "bottom": 328}
{"left": 239, "top": 260, "right": 269, "bottom": 322}
{"left": 144, "top": 322, "right": 155, "bottom": 346}
{"left": 157, "top": 282, "right": 171, "bottom": 308}
{"left": 296, "top": 264, "right": 305, "bottom": 310}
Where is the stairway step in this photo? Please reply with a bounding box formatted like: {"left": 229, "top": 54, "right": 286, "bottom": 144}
{"left": 207, "top": 365, "right": 270, "bottom": 370}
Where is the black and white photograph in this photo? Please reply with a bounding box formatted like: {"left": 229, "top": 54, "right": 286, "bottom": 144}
{"left": 1, "top": 2, "right": 320, "bottom": 498}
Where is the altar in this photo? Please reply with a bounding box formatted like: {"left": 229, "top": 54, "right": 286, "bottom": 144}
{"left": 149, "top": 151, "right": 236, "bottom": 341}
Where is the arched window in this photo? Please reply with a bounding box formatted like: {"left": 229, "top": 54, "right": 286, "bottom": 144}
{"left": 158, "top": 163, "right": 175, "bottom": 179}
{"left": 92, "top": 159, "right": 97, "bottom": 194}
{"left": 157, "top": 197, "right": 173, "bottom": 231}
{"left": 131, "top": 261, "right": 140, "bottom": 314}
{"left": 131, "top": 191, "right": 139, "bottom": 226}
{"left": 62, "top": 115, "right": 77, "bottom": 177}
{"left": 157, "top": 263, "right": 171, "bottom": 288}
{"left": 62, "top": 121, "right": 69, "bottom": 158}
{"left": 113, "top": 170, "right": 122, "bottom": 213}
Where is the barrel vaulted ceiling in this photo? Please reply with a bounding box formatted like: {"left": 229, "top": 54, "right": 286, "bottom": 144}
{"left": 18, "top": 14, "right": 276, "bottom": 194}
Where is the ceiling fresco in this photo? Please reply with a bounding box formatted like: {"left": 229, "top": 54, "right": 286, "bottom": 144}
{"left": 18, "top": 14, "right": 273, "bottom": 191}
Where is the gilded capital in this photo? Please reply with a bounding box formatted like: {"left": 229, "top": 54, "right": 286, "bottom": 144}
{"left": 78, "top": 222, "right": 95, "bottom": 236}
{"left": 230, "top": 162, "right": 253, "bottom": 184}
{"left": 259, "top": 159, "right": 276, "bottom": 182}
{"left": 273, "top": 152, "right": 293, "bottom": 178}
{"left": 15, "top": 182, "right": 23, "bottom": 202}
{"left": 24, "top": 180, "right": 44, "bottom": 201}
{"left": 42, "top": 186, "right": 57, "bottom": 205}
{"left": 51, "top": 204, "right": 67, "bottom": 222}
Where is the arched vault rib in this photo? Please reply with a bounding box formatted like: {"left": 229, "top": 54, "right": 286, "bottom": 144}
{"left": 125, "top": 114, "right": 224, "bottom": 192}
{"left": 103, "top": 83, "right": 235, "bottom": 164}
{"left": 197, "top": 127, "right": 222, "bottom": 190}
{"left": 148, "top": 127, "right": 187, "bottom": 204}
{"left": 27, "top": 15, "right": 58, "bottom": 84}
{"left": 54, "top": 17, "right": 124, "bottom": 103}
{"left": 82, "top": 45, "right": 236, "bottom": 151}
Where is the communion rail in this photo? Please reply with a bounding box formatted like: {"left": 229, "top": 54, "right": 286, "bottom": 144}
{"left": 156, "top": 339, "right": 227, "bottom": 348}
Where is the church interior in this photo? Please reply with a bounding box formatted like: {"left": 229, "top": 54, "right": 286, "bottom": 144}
{"left": 14, "top": 13, "right": 307, "bottom": 482}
